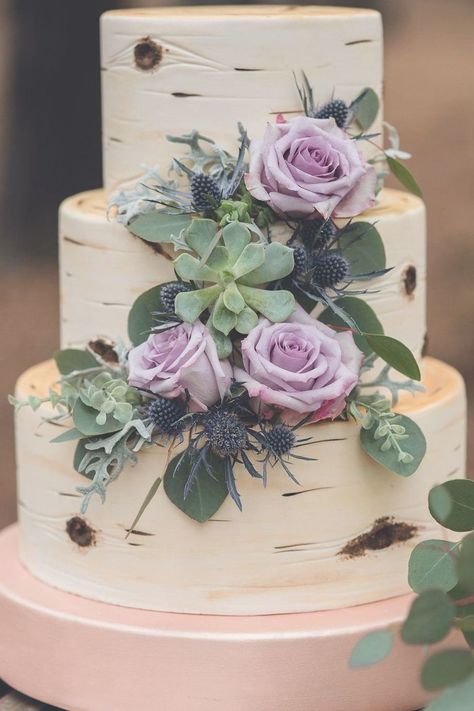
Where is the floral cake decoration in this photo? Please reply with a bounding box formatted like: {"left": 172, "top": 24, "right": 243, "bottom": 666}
{"left": 11, "top": 76, "right": 426, "bottom": 526}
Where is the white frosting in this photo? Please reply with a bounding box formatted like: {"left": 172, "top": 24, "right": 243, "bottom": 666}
{"left": 101, "top": 6, "right": 383, "bottom": 193}
{"left": 16, "top": 358, "right": 466, "bottom": 615}
{"left": 59, "top": 187, "right": 427, "bottom": 371}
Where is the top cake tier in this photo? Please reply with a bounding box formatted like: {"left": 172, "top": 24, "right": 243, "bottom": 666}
{"left": 101, "top": 5, "right": 383, "bottom": 194}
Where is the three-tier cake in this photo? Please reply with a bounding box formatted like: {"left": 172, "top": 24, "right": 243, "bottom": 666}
{"left": 4, "top": 6, "right": 467, "bottom": 711}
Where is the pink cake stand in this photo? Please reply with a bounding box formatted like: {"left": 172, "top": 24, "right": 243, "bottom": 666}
{"left": 0, "top": 524, "right": 448, "bottom": 711}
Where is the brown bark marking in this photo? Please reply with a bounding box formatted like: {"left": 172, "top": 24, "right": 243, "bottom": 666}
{"left": 422, "top": 332, "right": 429, "bottom": 357}
{"left": 66, "top": 516, "right": 97, "bottom": 548}
{"left": 88, "top": 337, "right": 119, "bottom": 364}
{"left": 134, "top": 37, "right": 163, "bottom": 71}
{"left": 339, "top": 517, "right": 418, "bottom": 558}
{"left": 403, "top": 265, "right": 417, "bottom": 296}
{"left": 345, "top": 39, "right": 373, "bottom": 46}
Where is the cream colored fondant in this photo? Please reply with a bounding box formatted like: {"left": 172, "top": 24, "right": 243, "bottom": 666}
{"left": 100, "top": 6, "right": 383, "bottom": 193}
{"left": 59, "top": 188, "right": 427, "bottom": 374}
{"left": 16, "top": 357, "right": 466, "bottom": 616}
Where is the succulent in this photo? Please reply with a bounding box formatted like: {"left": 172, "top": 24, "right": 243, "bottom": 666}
{"left": 173, "top": 220, "right": 295, "bottom": 357}
{"left": 79, "top": 373, "right": 140, "bottom": 426}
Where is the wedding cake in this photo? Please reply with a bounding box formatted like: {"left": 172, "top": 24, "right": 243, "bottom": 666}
{"left": 9, "top": 6, "right": 466, "bottom": 708}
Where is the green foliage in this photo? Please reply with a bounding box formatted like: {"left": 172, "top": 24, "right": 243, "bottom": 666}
{"left": 350, "top": 87, "right": 380, "bottom": 130}
{"left": 429, "top": 480, "right": 474, "bottom": 532}
{"left": 128, "top": 212, "right": 192, "bottom": 247}
{"left": 338, "top": 222, "right": 386, "bottom": 275}
{"left": 163, "top": 447, "right": 229, "bottom": 523}
{"left": 318, "top": 296, "right": 383, "bottom": 354}
{"left": 54, "top": 349, "right": 98, "bottom": 375}
{"left": 421, "top": 650, "right": 474, "bottom": 692}
{"left": 349, "top": 630, "right": 394, "bottom": 668}
{"left": 401, "top": 590, "right": 456, "bottom": 645}
{"left": 128, "top": 282, "right": 177, "bottom": 346}
{"left": 78, "top": 372, "right": 139, "bottom": 428}
{"left": 173, "top": 221, "right": 294, "bottom": 356}
{"left": 50, "top": 427, "right": 84, "bottom": 444}
{"left": 408, "top": 539, "right": 459, "bottom": 593}
{"left": 363, "top": 333, "right": 421, "bottom": 381}
{"left": 425, "top": 675, "right": 474, "bottom": 711}
{"left": 126, "top": 476, "right": 163, "bottom": 537}
{"left": 386, "top": 155, "right": 423, "bottom": 198}
{"left": 72, "top": 400, "right": 123, "bottom": 437}
{"left": 458, "top": 533, "right": 474, "bottom": 594}
{"left": 351, "top": 395, "right": 426, "bottom": 476}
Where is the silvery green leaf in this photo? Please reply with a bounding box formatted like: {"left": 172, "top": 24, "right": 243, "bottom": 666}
{"left": 206, "top": 246, "right": 230, "bottom": 272}
{"left": 175, "top": 284, "right": 222, "bottom": 323}
{"left": 208, "top": 322, "right": 233, "bottom": 359}
{"left": 408, "top": 540, "right": 459, "bottom": 594}
{"left": 223, "top": 222, "right": 251, "bottom": 264}
{"left": 349, "top": 629, "right": 394, "bottom": 669}
{"left": 128, "top": 212, "right": 193, "bottom": 244}
{"left": 114, "top": 402, "right": 133, "bottom": 424}
{"left": 231, "top": 243, "right": 265, "bottom": 280}
{"left": 235, "top": 306, "right": 259, "bottom": 334}
{"left": 238, "top": 285, "right": 295, "bottom": 322}
{"left": 350, "top": 87, "right": 380, "bottom": 130}
{"left": 212, "top": 294, "right": 237, "bottom": 335}
{"left": 183, "top": 219, "right": 218, "bottom": 256}
{"left": 174, "top": 253, "right": 218, "bottom": 282}
{"left": 223, "top": 282, "right": 245, "bottom": 314}
{"left": 386, "top": 155, "right": 423, "bottom": 198}
{"left": 239, "top": 242, "right": 295, "bottom": 286}
{"left": 401, "top": 589, "right": 456, "bottom": 645}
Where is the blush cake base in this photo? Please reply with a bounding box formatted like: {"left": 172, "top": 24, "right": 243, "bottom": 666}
{"left": 0, "top": 525, "right": 455, "bottom": 711}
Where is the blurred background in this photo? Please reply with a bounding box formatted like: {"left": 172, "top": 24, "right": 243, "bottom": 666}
{"left": 0, "top": 0, "right": 472, "bottom": 528}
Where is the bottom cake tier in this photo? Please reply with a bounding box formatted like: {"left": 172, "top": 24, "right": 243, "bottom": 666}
{"left": 15, "top": 357, "right": 466, "bottom": 616}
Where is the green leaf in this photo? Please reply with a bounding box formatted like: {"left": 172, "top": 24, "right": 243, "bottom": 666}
{"left": 429, "top": 480, "right": 474, "bottom": 532}
{"left": 235, "top": 306, "right": 259, "bottom": 335}
{"left": 338, "top": 222, "right": 386, "bottom": 275}
{"left": 126, "top": 477, "right": 162, "bottom": 538}
{"left": 351, "top": 87, "right": 380, "bottom": 130}
{"left": 183, "top": 219, "right": 218, "bottom": 256}
{"left": 128, "top": 282, "right": 174, "bottom": 346}
{"left": 456, "top": 602, "right": 474, "bottom": 648}
{"left": 458, "top": 533, "right": 474, "bottom": 595}
{"left": 212, "top": 294, "right": 237, "bottom": 335}
{"left": 73, "top": 439, "right": 95, "bottom": 479}
{"left": 173, "top": 253, "right": 218, "bottom": 282}
{"left": 425, "top": 675, "right": 474, "bottom": 711}
{"left": 72, "top": 400, "right": 122, "bottom": 437}
{"left": 238, "top": 285, "right": 295, "bottom": 322}
{"left": 363, "top": 333, "right": 421, "bottom": 381}
{"left": 207, "top": 323, "right": 233, "bottom": 359}
{"left": 318, "top": 296, "right": 383, "bottom": 355}
{"left": 222, "top": 222, "right": 251, "bottom": 264}
{"left": 174, "top": 284, "right": 221, "bottom": 323}
{"left": 51, "top": 427, "right": 84, "bottom": 444}
{"left": 421, "top": 649, "right": 474, "bottom": 692}
{"left": 386, "top": 155, "right": 423, "bottom": 198}
{"left": 222, "top": 281, "right": 245, "bottom": 314}
{"left": 163, "top": 447, "right": 228, "bottom": 522}
{"left": 54, "top": 349, "right": 97, "bottom": 375}
{"left": 401, "top": 589, "right": 456, "bottom": 645}
{"left": 408, "top": 540, "right": 459, "bottom": 594}
{"left": 231, "top": 243, "right": 265, "bottom": 280}
{"left": 239, "top": 242, "right": 295, "bottom": 286}
{"left": 128, "top": 212, "right": 192, "bottom": 244}
{"left": 360, "top": 413, "right": 426, "bottom": 476}
{"left": 349, "top": 629, "right": 394, "bottom": 668}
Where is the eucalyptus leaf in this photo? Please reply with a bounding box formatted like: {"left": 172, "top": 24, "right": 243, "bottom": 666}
{"left": 128, "top": 212, "right": 192, "bottom": 244}
{"left": 318, "top": 296, "right": 383, "bottom": 355}
{"left": 429, "top": 480, "right": 474, "bottom": 532}
{"left": 401, "top": 589, "right": 456, "bottom": 645}
{"left": 457, "top": 602, "right": 474, "bottom": 648}
{"left": 338, "top": 222, "right": 386, "bottom": 275}
{"left": 386, "top": 156, "right": 423, "bottom": 198}
{"left": 360, "top": 413, "right": 426, "bottom": 476}
{"left": 72, "top": 400, "right": 122, "bottom": 437}
{"left": 458, "top": 533, "right": 474, "bottom": 595}
{"left": 363, "top": 333, "right": 421, "bottom": 381}
{"left": 51, "top": 427, "right": 84, "bottom": 444}
{"left": 421, "top": 649, "right": 474, "bottom": 692}
{"left": 408, "top": 539, "right": 459, "bottom": 594}
{"left": 425, "top": 675, "right": 474, "bottom": 711}
{"left": 164, "top": 447, "right": 228, "bottom": 522}
{"left": 128, "top": 282, "right": 175, "bottom": 346}
{"left": 349, "top": 629, "right": 394, "bottom": 669}
{"left": 54, "top": 349, "right": 97, "bottom": 375}
{"left": 350, "top": 87, "right": 380, "bottom": 130}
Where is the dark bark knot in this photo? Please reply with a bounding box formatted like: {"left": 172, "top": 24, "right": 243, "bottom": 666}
{"left": 403, "top": 265, "right": 417, "bottom": 296}
{"left": 134, "top": 37, "right": 163, "bottom": 71}
{"left": 66, "top": 516, "right": 97, "bottom": 548}
{"left": 339, "top": 517, "right": 418, "bottom": 558}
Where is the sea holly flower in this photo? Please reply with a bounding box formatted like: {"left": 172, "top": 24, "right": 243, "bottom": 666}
{"left": 173, "top": 220, "right": 295, "bottom": 357}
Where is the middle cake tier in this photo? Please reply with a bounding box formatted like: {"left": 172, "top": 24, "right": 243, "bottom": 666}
{"left": 16, "top": 356, "right": 465, "bottom": 615}
{"left": 59, "top": 187, "right": 427, "bottom": 365}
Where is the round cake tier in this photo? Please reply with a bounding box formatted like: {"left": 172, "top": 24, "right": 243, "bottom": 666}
{"left": 101, "top": 5, "right": 383, "bottom": 193}
{"left": 59, "top": 187, "right": 427, "bottom": 372}
{"left": 15, "top": 357, "right": 465, "bottom": 616}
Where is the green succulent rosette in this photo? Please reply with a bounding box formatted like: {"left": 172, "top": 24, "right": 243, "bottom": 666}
{"left": 173, "top": 219, "right": 295, "bottom": 357}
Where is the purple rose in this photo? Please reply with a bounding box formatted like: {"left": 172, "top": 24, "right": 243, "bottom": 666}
{"left": 233, "top": 306, "right": 362, "bottom": 422}
{"left": 245, "top": 116, "right": 376, "bottom": 219}
{"left": 128, "top": 322, "right": 232, "bottom": 411}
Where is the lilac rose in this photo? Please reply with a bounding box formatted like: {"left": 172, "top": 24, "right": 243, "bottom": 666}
{"left": 233, "top": 306, "right": 362, "bottom": 422}
{"left": 128, "top": 322, "right": 232, "bottom": 411}
{"left": 245, "top": 116, "right": 376, "bottom": 219}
